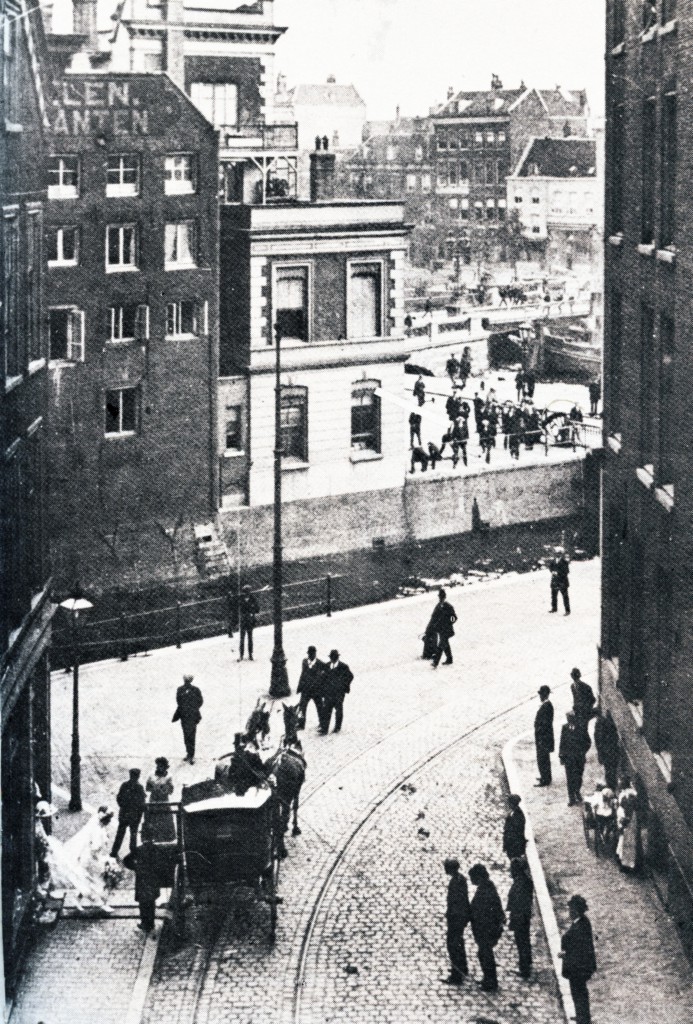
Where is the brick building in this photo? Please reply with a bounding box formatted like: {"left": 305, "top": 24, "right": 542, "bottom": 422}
{"left": 1, "top": 0, "right": 54, "bottom": 992}
{"left": 601, "top": 0, "right": 693, "bottom": 955}
{"left": 507, "top": 136, "right": 600, "bottom": 267}
{"left": 219, "top": 150, "right": 410, "bottom": 510}
{"left": 43, "top": 71, "right": 219, "bottom": 587}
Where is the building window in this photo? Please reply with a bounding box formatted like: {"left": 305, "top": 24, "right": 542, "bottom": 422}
{"left": 406, "top": 173, "right": 417, "bottom": 192}
{"left": 421, "top": 173, "right": 431, "bottom": 193}
{"left": 348, "top": 262, "right": 382, "bottom": 339}
{"left": 165, "top": 154, "right": 197, "bottom": 194}
{"left": 659, "top": 315, "right": 675, "bottom": 484}
{"left": 531, "top": 190, "right": 540, "bottom": 205}
{"left": 514, "top": 194, "right": 523, "bottom": 204}
{"left": 459, "top": 160, "right": 469, "bottom": 182}
{"left": 568, "top": 191, "right": 577, "bottom": 214}
{"left": 225, "top": 406, "right": 243, "bottom": 452}
{"left": 414, "top": 145, "right": 423, "bottom": 162}
{"left": 3, "top": 210, "right": 20, "bottom": 378}
{"left": 106, "top": 224, "right": 138, "bottom": 270}
{"left": 498, "top": 131, "right": 506, "bottom": 144}
{"left": 106, "top": 154, "right": 140, "bottom": 197}
{"left": 585, "top": 192, "right": 595, "bottom": 215}
{"left": 641, "top": 96, "right": 656, "bottom": 245}
{"left": 49, "top": 307, "right": 85, "bottom": 362}
{"left": 351, "top": 380, "right": 381, "bottom": 454}
{"left": 274, "top": 265, "right": 309, "bottom": 342}
{"left": 460, "top": 198, "right": 469, "bottom": 220}
{"left": 105, "top": 387, "right": 139, "bottom": 436}
{"left": 474, "top": 131, "right": 483, "bottom": 145}
{"left": 551, "top": 191, "right": 563, "bottom": 214}
{"left": 474, "top": 200, "right": 484, "bottom": 221}
{"left": 164, "top": 221, "right": 196, "bottom": 268}
{"left": 26, "top": 209, "right": 42, "bottom": 362}
{"left": 437, "top": 130, "right": 447, "bottom": 151}
{"left": 280, "top": 386, "right": 308, "bottom": 462}
{"left": 143, "top": 52, "right": 162, "bottom": 72}
{"left": 190, "top": 82, "right": 238, "bottom": 129}
{"left": 47, "top": 226, "right": 79, "bottom": 266}
{"left": 166, "top": 299, "right": 207, "bottom": 337}
{"left": 640, "top": 304, "right": 655, "bottom": 464}
{"left": 47, "top": 155, "right": 79, "bottom": 199}
{"left": 497, "top": 198, "right": 506, "bottom": 220}
{"left": 661, "top": 90, "right": 676, "bottom": 247}
{"left": 448, "top": 161, "right": 458, "bottom": 186}
{"left": 486, "top": 131, "right": 495, "bottom": 144}
{"left": 448, "top": 132, "right": 458, "bottom": 151}
{"left": 110, "top": 304, "right": 149, "bottom": 342}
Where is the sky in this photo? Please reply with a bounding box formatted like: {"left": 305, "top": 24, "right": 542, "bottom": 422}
{"left": 273, "top": 0, "right": 606, "bottom": 119}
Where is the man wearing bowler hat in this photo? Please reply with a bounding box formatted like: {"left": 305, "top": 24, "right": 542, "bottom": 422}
{"left": 320, "top": 649, "right": 354, "bottom": 734}
{"left": 534, "top": 685, "right": 554, "bottom": 786}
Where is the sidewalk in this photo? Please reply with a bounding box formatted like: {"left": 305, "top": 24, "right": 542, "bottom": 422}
{"left": 505, "top": 723, "right": 693, "bottom": 1024}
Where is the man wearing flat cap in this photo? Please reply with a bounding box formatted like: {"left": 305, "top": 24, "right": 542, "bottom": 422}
{"left": 534, "top": 685, "right": 554, "bottom": 786}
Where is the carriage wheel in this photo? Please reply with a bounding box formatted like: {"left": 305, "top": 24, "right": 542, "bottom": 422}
{"left": 172, "top": 862, "right": 186, "bottom": 939}
{"left": 267, "top": 841, "right": 281, "bottom": 942}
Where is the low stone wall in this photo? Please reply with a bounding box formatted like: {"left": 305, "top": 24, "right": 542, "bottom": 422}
{"left": 221, "top": 453, "right": 587, "bottom": 568}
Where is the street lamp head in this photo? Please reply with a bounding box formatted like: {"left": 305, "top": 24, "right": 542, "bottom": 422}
{"left": 59, "top": 596, "right": 94, "bottom": 617}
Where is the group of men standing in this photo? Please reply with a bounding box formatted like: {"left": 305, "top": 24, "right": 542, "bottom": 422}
{"left": 296, "top": 646, "right": 354, "bottom": 734}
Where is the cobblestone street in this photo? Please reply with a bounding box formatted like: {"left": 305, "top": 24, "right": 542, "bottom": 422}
{"left": 12, "top": 560, "right": 599, "bottom": 1024}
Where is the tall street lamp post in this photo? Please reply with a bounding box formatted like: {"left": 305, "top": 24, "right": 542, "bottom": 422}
{"left": 269, "top": 323, "right": 291, "bottom": 699}
{"left": 59, "top": 592, "right": 93, "bottom": 812}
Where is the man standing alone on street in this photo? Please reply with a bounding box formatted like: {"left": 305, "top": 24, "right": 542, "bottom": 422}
{"left": 238, "top": 584, "right": 259, "bottom": 661}
{"left": 560, "top": 894, "right": 597, "bottom": 1024}
{"left": 430, "top": 589, "right": 457, "bottom": 668}
{"left": 548, "top": 548, "right": 571, "bottom": 615}
{"left": 534, "top": 685, "right": 554, "bottom": 786}
{"left": 443, "top": 858, "right": 470, "bottom": 984}
{"left": 110, "top": 768, "right": 146, "bottom": 859}
{"left": 297, "top": 645, "right": 325, "bottom": 729}
{"left": 320, "top": 650, "right": 353, "bottom": 734}
{"left": 173, "top": 674, "right": 203, "bottom": 764}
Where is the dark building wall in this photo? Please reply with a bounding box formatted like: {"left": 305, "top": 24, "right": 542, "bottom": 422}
{"left": 219, "top": 210, "right": 251, "bottom": 375}
{"left": 43, "top": 75, "right": 219, "bottom": 586}
{"left": 602, "top": 0, "right": 693, "bottom": 954}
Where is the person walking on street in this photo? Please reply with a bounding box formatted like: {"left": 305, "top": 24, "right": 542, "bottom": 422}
{"left": 515, "top": 370, "right": 524, "bottom": 403}
{"left": 238, "top": 584, "right": 259, "bottom": 661}
{"left": 534, "top": 685, "right": 554, "bottom": 786}
{"left": 560, "top": 894, "right": 597, "bottom": 1024}
{"left": 502, "top": 795, "right": 527, "bottom": 860}
{"left": 524, "top": 367, "right": 536, "bottom": 400}
{"left": 507, "top": 858, "right": 534, "bottom": 980}
{"left": 469, "top": 863, "right": 505, "bottom": 992}
{"left": 588, "top": 379, "right": 601, "bottom": 417}
{"left": 548, "top": 548, "right": 571, "bottom": 615}
{"left": 594, "top": 707, "right": 620, "bottom": 791}
{"left": 559, "top": 711, "right": 591, "bottom": 806}
{"left": 446, "top": 354, "right": 460, "bottom": 384}
{"left": 297, "top": 646, "right": 325, "bottom": 729}
{"left": 110, "top": 768, "right": 146, "bottom": 859}
{"left": 409, "top": 410, "right": 423, "bottom": 448}
{"left": 132, "top": 827, "right": 160, "bottom": 934}
{"left": 570, "top": 668, "right": 596, "bottom": 735}
{"left": 173, "top": 674, "right": 203, "bottom": 764}
{"left": 443, "top": 858, "right": 470, "bottom": 984}
{"left": 319, "top": 650, "right": 353, "bottom": 734}
{"left": 413, "top": 376, "right": 426, "bottom": 406}
{"left": 430, "top": 589, "right": 457, "bottom": 668}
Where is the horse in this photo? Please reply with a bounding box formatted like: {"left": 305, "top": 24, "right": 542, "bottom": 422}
{"left": 244, "top": 699, "right": 271, "bottom": 749}
{"left": 282, "top": 702, "right": 304, "bottom": 744}
{"left": 266, "top": 743, "right": 306, "bottom": 858}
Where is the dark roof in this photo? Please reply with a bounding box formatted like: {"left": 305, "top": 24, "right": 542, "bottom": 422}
{"left": 515, "top": 137, "right": 596, "bottom": 178}
{"left": 434, "top": 85, "right": 587, "bottom": 120}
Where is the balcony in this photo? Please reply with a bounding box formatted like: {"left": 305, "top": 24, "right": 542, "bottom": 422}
{"left": 219, "top": 122, "right": 298, "bottom": 152}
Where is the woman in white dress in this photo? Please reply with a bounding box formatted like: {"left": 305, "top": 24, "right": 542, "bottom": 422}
{"left": 145, "top": 757, "right": 176, "bottom": 842}
{"left": 36, "top": 802, "right": 115, "bottom": 914}
{"left": 615, "top": 780, "right": 639, "bottom": 872}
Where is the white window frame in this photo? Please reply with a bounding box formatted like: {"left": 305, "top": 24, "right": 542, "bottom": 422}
{"left": 109, "top": 303, "right": 149, "bottom": 343}
{"left": 190, "top": 82, "right": 238, "bottom": 130}
{"left": 224, "top": 405, "right": 244, "bottom": 455}
{"left": 406, "top": 173, "right": 417, "bottom": 192}
{"left": 164, "top": 221, "right": 197, "bottom": 269}
{"left": 106, "top": 223, "right": 138, "bottom": 272}
{"left": 272, "top": 262, "right": 312, "bottom": 345}
{"left": 48, "top": 306, "right": 85, "bottom": 363}
{"left": 47, "top": 226, "right": 79, "bottom": 267}
{"left": 104, "top": 386, "right": 139, "bottom": 438}
{"left": 165, "top": 154, "right": 197, "bottom": 195}
{"left": 47, "top": 155, "right": 79, "bottom": 199}
{"left": 346, "top": 258, "right": 384, "bottom": 340}
{"left": 421, "top": 173, "right": 432, "bottom": 193}
{"left": 165, "top": 299, "right": 207, "bottom": 338}
{"left": 106, "top": 154, "right": 140, "bottom": 197}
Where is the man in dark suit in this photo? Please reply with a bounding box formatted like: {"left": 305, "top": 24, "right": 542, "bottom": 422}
{"left": 559, "top": 711, "right": 591, "bottom": 806}
{"left": 469, "top": 863, "right": 506, "bottom": 992}
{"left": 173, "top": 674, "right": 203, "bottom": 764}
{"left": 570, "top": 668, "right": 596, "bottom": 735}
{"left": 238, "top": 584, "right": 259, "bottom": 661}
{"left": 430, "top": 589, "right": 457, "bottom": 668}
{"left": 534, "top": 685, "right": 555, "bottom": 786}
{"left": 297, "top": 645, "right": 325, "bottom": 729}
{"left": 320, "top": 649, "right": 353, "bottom": 734}
{"left": 443, "top": 858, "right": 470, "bottom": 984}
{"left": 502, "top": 795, "right": 527, "bottom": 860}
{"left": 594, "top": 707, "right": 620, "bottom": 791}
{"left": 131, "top": 828, "right": 161, "bottom": 934}
{"left": 110, "top": 768, "right": 146, "bottom": 859}
{"left": 560, "top": 894, "right": 597, "bottom": 1024}
{"left": 549, "top": 549, "right": 570, "bottom": 615}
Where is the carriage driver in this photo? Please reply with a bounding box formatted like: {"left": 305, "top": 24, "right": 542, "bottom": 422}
{"left": 218, "top": 733, "right": 268, "bottom": 796}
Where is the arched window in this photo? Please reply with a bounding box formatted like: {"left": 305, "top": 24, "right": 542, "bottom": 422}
{"left": 351, "top": 380, "right": 381, "bottom": 454}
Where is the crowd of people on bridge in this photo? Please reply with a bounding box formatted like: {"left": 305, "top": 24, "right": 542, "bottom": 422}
{"left": 409, "top": 359, "right": 587, "bottom": 474}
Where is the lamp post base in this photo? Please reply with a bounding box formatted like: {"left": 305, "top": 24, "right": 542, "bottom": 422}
{"left": 269, "top": 648, "right": 291, "bottom": 699}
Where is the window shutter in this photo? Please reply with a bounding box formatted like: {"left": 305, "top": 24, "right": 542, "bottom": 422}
{"left": 136, "top": 303, "right": 149, "bottom": 340}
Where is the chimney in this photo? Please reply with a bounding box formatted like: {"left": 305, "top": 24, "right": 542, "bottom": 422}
{"left": 164, "top": 0, "right": 185, "bottom": 90}
{"left": 73, "top": 0, "right": 98, "bottom": 50}
{"left": 309, "top": 137, "right": 336, "bottom": 202}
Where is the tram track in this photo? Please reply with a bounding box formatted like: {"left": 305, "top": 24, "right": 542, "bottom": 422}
{"left": 166, "top": 680, "right": 557, "bottom": 1024}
